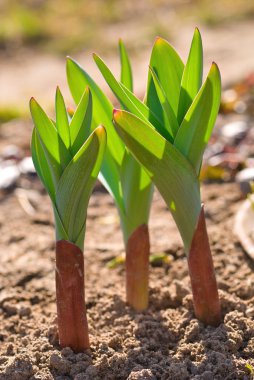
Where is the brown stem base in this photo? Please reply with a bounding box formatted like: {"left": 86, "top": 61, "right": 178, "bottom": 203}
{"left": 56, "top": 240, "right": 89, "bottom": 352}
{"left": 187, "top": 205, "right": 221, "bottom": 326}
{"left": 126, "top": 224, "right": 150, "bottom": 311}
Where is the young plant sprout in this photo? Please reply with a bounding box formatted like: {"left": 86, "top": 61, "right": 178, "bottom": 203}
{"left": 98, "top": 29, "right": 221, "bottom": 326}
{"left": 66, "top": 41, "right": 153, "bottom": 311}
{"left": 30, "top": 87, "right": 106, "bottom": 352}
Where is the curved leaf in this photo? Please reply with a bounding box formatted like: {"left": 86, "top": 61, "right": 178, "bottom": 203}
{"left": 70, "top": 87, "right": 92, "bottom": 155}
{"left": 146, "top": 37, "right": 184, "bottom": 124}
{"left": 119, "top": 150, "right": 153, "bottom": 242}
{"left": 119, "top": 39, "right": 133, "bottom": 92}
{"left": 66, "top": 57, "right": 124, "bottom": 167}
{"left": 113, "top": 109, "right": 201, "bottom": 251}
{"left": 149, "top": 67, "right": 178, "bottom": 138}
{"left": 177, "top": 28, "right": 203, "bottom": 125}
{"left": 31, "top": 128, "right": 56, "bottom": 200}
{"left": 55, "top": 126, "right": 106, "bottom": 247}
{"left": 174, "top": 63, "right": 221, "bottom": 174}
{"left": 30, "top": 98, "right": 71, "bottom": 173}
{"left": 93, "top": 54, "right": 170, "bottom": 140}
{"left": 55, "top": 87, "right": 70, "bottom": 150}
{"left": 66, "top": 57, "right": 125, "bottom": 213}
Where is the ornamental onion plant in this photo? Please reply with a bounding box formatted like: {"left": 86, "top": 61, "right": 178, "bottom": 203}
{"left": 66, "top": 41, "right": 153, "bottom": 311}
{"left": 108, "top": 29, "right": 221, "bottom": 326}
{"left": 30, "top": 87, "right": 106, "bottom": 351}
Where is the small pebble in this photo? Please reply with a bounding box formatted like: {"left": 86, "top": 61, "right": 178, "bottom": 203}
{"left": 221, "top": 120, "right": 249, "bottom": 143}
{"left": 18, "top": 306, "right": 31, "bottom": 317}
{"left": 19, "top": 156, "right": 36, "bottom": 175}
{"left": 2, "top": 145, "right": 22, "bottom": 160}
{"left": 0, "top": 162, "right": 19, "bottom": 189}
{"left": 246, "top": 307, "right": 254, "bottom": 318}
{"left": 127, "top": 369, "right": 156, "bottom": 380}
{"left": 3, "top": 302, "right": 18, "bottom": 316}
{"left": 236, "top": 168, "right": 254, "bottom": 195}
{"left": 50, "top": 354, "right": 71, "bottom": 375}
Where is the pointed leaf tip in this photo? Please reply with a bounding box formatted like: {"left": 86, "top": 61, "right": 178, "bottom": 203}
{"left": 155, "top": 36, "right": 164, "bottom": 45}
{"left": 95, "top": 125, "right": 106, "bottom": 136}
{"left": 210, "top": 62, "right": 221, "bottom": 79}
{"left": 113, "top": 109, "right": 121, "bottom": 120}
{"left": 211, "top": 61, "right": 219, "bottom": 70}
{"left": 29, "top": 97, "right": 39, "bottom": 110}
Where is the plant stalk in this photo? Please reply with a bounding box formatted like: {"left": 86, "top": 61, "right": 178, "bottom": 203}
{"left": 126, "top": 224, "right": 150, "bottom": 311}
{"left": 56, "top": 240, "right": 89, "bottom": 352}
{"left": 187, "top": 205, "right": 221, "bottom": 326}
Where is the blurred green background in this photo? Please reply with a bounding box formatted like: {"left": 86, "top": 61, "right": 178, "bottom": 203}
{"left": 0, "top": 0, "right": 253, "bottom": 120}
{"left": 0, "top": 0, "right": 253, "bottom": 56}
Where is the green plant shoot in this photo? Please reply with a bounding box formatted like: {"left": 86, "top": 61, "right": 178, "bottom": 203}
{"left": 66, "top": 41, "right": 153, "bottom": 311}
{"left": 30, "top": 87, "right": 106, "bottom": 352}
{"left": 104, "top": 29, "right": 221, "bottom": 326}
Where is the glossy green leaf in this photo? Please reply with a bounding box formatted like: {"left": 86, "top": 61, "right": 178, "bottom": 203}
{"left": 55, "top": 126, "right": 106, "bottom": 248}
{"left": 146, "top": 37, "right": 184, "bottom": 122}
{"left": 31, "top": 128, "right": 56, "bottom": 200}
{"left": 30, "top": 98, "right": 71, "bottom": 173}
{"left": 98, "top": 150, "right": 125, "bottom": 214}
{"left": 66, "top": 57, "right": 124, "bottom": 167}
{"left": 31, "top": 118, "right": 61, "bottom": 193}
{"left": 53, "top": 206, "right": 69, "bottom": 242}
{"left": 119, "top": 150, "right": 153, "bottom": 242}
{"left": 119, "top": 39, "right": 133, "bottom": 92}
{"left": 67, "top": 56, "right": 153, "bottom": 240}
{"left": 149, "top": 67, "right": 178, "bottom": 138}
{"left": 69, "top": 87, "right": 92, "bottom": 155}
{"left": 174, "top": 63, "right": 221, "bottom": 174}
{"left": 177, "top": 28, "right": 203, "bottom": 125}
{"left": 66, "top": 57, "right": 125, "bottom": 212}
{"left": 113, "top": 109, "right": 201, "bottom": 251}
{"left": 93, "top": 54, "right": 170, "bottom": 140}
{"left": 55, "top": 87, "right": 70, "bottom": 150}
{"left": 121, "top": 82, "right": 172, "bottom": 141}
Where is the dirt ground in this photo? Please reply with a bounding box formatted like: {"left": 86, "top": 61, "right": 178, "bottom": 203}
{"left": 0, "top": 119, "right": 254, "bottom": 379}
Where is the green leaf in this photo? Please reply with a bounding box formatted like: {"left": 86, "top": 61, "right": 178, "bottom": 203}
{"left": 146, "top": 37, "right": 184, "bottom": 123}
{"left": 177, "top": 28, "right": 203, "bottom": 125}
{"left": 69, "top": 87, "right": 92, "bottom": 155}
{"left": 66, "top": 57, "right": 124, "bottom": 167}
{"left": 31, "top": 128, "right": 56, "bottom": 200}
{"left": 119, "top": 39, "right": 133, "bottom": 92}
{"left": 149, "top": 67, "right": 178, "bottom": 138}
{"left": 30, "top": 98, "right": 71, "bottom": 174}
{"left": 55, "top": 87, "right": 70, "bottom": 150}
{"left": 93, "top": 54, "right": 171, "bottom": 140}
{"left": 174, "top": 63, "right": 221, "bottom": 174}
{"left": 53, "top": 206, "right": 69, "bottom": 242}
{"left": 113, "top": 109, "right": 201, "bottom": 251}
{"left": 66, "top": 57, "right": 125, "bottom": 212}
{"left": 55, "top": 126, "right": 106, "bottom": 248}
{"left": 119, "top": 150, "right": 153, "bottom": 242}
{"left": 98, "top": 150, "right": 125, "bottom": 214}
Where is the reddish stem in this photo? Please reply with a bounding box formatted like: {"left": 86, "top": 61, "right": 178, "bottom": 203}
{"left": 56, "top": 240, "right": 89, "bottom": 352}
{"left": 126, "top": 224, "right": 150, "bottom": 311}
{"left": 187, "top": 205, "right": 221, "bottom": 326}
